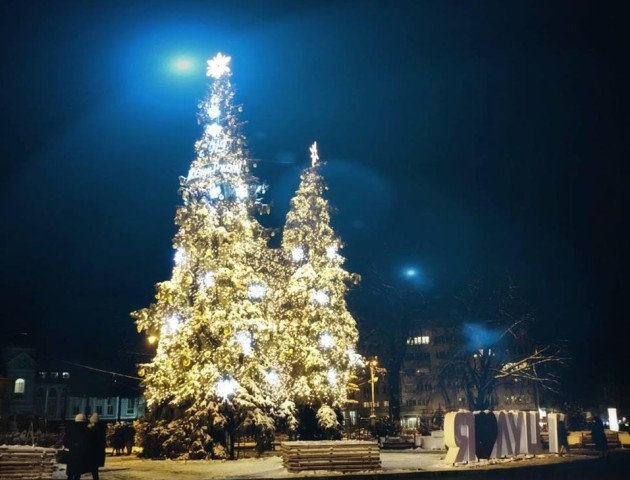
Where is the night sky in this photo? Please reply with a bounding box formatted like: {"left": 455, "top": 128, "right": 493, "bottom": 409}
{"left": 0, "top": 1, "right": 627, "bottom": 404}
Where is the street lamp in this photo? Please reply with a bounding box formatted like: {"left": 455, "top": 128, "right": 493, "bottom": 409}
{"left": 368, "top": 357, "right": 379, "bottom": 425}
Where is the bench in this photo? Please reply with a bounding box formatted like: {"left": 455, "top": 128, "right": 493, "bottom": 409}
{"left": 281, "top": 440, "right": 381, "bottom": 472}
{"left": 0, "top": 445, "right": 57, "bottom": 479}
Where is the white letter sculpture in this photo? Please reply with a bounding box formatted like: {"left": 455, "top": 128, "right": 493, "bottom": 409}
{"left": 445, "top": 410, "right": 476, "bottom": 464}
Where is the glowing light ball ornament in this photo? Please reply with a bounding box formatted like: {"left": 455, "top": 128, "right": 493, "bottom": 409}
{"left": 248, "top": 283, "right": 267, "bottom": 300}
{"left": 216, "top": 377, "right": 238, "bottom": 399}
{"left": 202, "top": 271, "right": 215, "bottom": 288}
{"left": 313, "top": 290, "right": 330, "bottom": 306}
{"left": 265, "top": 370, "right": 280, "bottom": 386}
{"left": 235, "top": 185, "right": 249, "bottom": 200}
{"left": 326, "top": 245, "right": 340, "bottom": 261}
{"left": 174, "top": 248, "right": 186, "bottom": 265}
{"left": 164, "top": 315, "right": 181, "bottom": 334}
{"left": 291, "top": 247, "right": 305, "bottom": 262}
{"left": 235, "top": 331, "right": 253, "bottom": 356}
{"left": 319, "top": 332, "right": 334, "bottom": 349}
{"left": 327, "top": 369, "right": 338, "bottom": 386}
{"left": 207, "top": 123, "right": 222, "bottom": 136}
{"left": 207, "top": 104, "right": 221, "bottom": 119}
{"left": 206, "top": 52, "right": 231, "bottom": 79}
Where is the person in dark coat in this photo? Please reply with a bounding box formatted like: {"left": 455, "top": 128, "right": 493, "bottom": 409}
{"left": 558, "top": 418, "right": 569, "bottom": 456}
{"left": 63, "top": 414, "right": 89, "bottom": 480}
{"left": 86, "top": 413, "right": 106, "bottom": 480}
{"left": 591, "top": 417, "right": 608, "bottom": 456}
{"left": 123, "top": 422, "right": 136, "bottom": 455}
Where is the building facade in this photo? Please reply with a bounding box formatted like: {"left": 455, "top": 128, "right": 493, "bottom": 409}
{"left": 1, "top": 347, "right": 145, "bottom": 429}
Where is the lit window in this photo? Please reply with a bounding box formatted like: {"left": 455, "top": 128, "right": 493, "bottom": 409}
{"left": 38, "top": 371, "right": 47, "bottom": 379}
{"left": 383, "top": 401, "right": 390, "bottom": 407}
{"left": 407, "top": 335, "right": 430, "bottom": 345}
{"left": 50, "top": 372, "right": 59, "bottom": 380}
{"left": 127, "top": 398, "right": 136, "bottom": 414}
{"left": 14, "top": 378, "right": 25, "bottom": 394}
{"left": 62, "top": 372, "right": 70, "bottom": 380}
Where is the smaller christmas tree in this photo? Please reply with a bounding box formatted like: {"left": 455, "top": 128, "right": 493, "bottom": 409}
{"left": 277, "top": 142, "right": 361, "bottom": 434}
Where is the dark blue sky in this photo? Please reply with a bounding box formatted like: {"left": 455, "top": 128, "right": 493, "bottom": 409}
{"left": 0, "top": 1, "right": 626, "bottom": 400}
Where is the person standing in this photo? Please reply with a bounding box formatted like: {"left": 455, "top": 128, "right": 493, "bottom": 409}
{"left": 86, "top": 413, "right": 106, "bottom": 480}
{"left": 591, "top": 416, "right": 608, "bottom": 457}
{"left": 63, "top": 413, "right": 89, "bottom": 480}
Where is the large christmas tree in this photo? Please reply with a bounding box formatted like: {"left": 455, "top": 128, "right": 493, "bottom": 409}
{"left": 134, "top": 54, "right": 359, "bottom": 458}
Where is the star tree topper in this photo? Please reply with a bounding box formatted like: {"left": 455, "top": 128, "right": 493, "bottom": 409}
{"left": 310, "top": 141, "right": 319, "bottom": 167}
{"left": 207, "top": 53, "right": 231, "bottom": 79}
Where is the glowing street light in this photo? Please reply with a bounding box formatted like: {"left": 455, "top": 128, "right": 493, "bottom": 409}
{"left": 172, "top": 57, "right": 194, "bottom": 74}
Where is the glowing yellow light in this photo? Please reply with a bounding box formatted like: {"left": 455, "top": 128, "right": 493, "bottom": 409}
{"left": 147, "top": 335, "right": 157, "bottom": 344}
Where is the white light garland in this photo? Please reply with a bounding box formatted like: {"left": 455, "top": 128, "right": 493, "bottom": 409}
{"left": 235, "top": 331, "right": 253, "bottom": 356}
{"left": 291, "top": 247, "right": 305, "bottom": 262}
{"left": 313, "top": 290, "right": 330, "bottom": 306}
{"left": 206, "top": 53, "right": 231, "bottom": 79}
{"left": 248, "top": 283, "right": 267, "bottom": 300}
{"left": 319, "top": 333, "right": 334, "bottom": 349}
{"left": 216, "top": 377, "right": 238, "bottom": 399}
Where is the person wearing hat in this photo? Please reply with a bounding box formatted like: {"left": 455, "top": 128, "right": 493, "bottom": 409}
{"left": 63, "top": 413, "right": 89, "bottom": 480}
{"left": 86, "top": 413, "right": 106, "bottom": 480}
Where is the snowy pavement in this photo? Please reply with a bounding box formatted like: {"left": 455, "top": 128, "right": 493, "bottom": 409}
{"left": 51, "top": 450, "right": 602, "bottom": 480}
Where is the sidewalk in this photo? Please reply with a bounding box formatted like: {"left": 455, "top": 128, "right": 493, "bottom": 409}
{"left": 51, "top": 449, "right": 619, "bottom": 480}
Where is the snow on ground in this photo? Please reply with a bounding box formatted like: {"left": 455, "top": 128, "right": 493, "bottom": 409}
{"left": 50, "top": 450, "right": 598, "bottom": 480}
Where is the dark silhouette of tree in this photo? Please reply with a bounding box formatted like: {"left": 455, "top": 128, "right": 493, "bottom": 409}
{"left": 435, "top": 276, "right": 567, "bottom": 411}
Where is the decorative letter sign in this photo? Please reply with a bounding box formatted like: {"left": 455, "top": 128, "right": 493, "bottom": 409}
{"left": 444, "top": 410, "right": 476, "bottom": 464}
{"left": 445, "top": 410, "right": 549, "bottom": 464}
